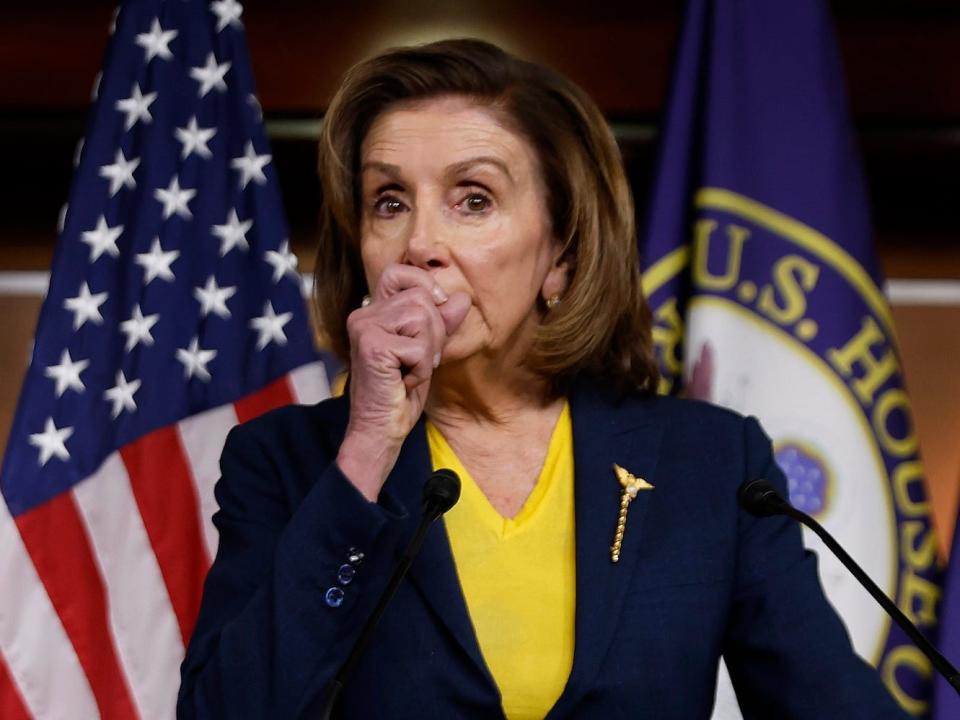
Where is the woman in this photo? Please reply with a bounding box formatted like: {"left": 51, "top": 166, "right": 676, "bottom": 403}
{"left": 178, "top": 39, "right": 905, "bottom": 719}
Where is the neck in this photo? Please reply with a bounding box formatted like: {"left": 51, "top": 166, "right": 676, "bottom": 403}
{"left": 426, "top": 354, "right": 555, "bottom": 427}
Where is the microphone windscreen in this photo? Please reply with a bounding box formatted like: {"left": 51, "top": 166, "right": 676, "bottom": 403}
{"left": 423, "top": 468, "right": 461, "bottom": 516}
{"left": 737, "top": 478, "right": 789, "bottom": 517}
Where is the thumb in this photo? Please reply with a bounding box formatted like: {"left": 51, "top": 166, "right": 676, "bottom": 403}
{"left": 438, "top": 292, "right": 471, "bottom": 336}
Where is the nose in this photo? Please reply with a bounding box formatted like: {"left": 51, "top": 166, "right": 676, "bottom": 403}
{"left": 403, "top": 206, "right": 449, "bottom": 272}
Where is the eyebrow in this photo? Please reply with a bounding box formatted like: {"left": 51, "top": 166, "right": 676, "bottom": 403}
{"left": 360, "top": 156, "right": 514, "bottom": 185}
{"left": 360, "top": 161, "right": 402, "bottom": 179}
{"left": 445, "top": 157, "right": 514, "bottom": 184}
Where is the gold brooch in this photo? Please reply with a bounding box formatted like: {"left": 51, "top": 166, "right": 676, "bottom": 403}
{"left": 610, "top": 464, "right": 654, "bottom": 563}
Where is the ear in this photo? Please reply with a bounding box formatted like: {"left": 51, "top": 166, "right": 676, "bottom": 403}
{"left": 541, "top": 255, "right": 571, "bottom": 302}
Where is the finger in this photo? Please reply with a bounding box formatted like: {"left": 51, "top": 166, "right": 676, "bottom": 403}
{"left": 437, "top": 291, "right": 472, "bottom": 336}
{"left": 388, "top": 289, "right": 447, "bottom": 353}
{"left": 350, "top": 304, "right": 444, "bottom": 387}
{"left": 362, "top": 286, "right": 446, "bottom": 362}
{"left": 353, "top": 286, "right": 440, "bottom": 338}
{"left": 373, "top": 264, "right": 448, "bottom": 305}
{"left": 351, "top": 324, "right": 433, "bottom": 383}
{"left": 387, "top": 334, "right": 435, "bottom": 390}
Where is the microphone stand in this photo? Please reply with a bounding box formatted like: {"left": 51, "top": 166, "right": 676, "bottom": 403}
{"left": 319, "top": 469, "right": 461, "bottom": 719}
{"left": 739, "top": 479, "right": 960, "bottom": 696}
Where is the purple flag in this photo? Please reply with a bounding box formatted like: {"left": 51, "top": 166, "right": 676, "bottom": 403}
{"left": 933, "top": 520, "right": 960, "bottom": 719}
{"left": 641, "top": 0, "right": 941, "bottom": 716}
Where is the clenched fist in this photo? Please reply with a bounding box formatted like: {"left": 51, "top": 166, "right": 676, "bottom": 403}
{"left": 336, "top": 264, "right": 471, "bottom": 500}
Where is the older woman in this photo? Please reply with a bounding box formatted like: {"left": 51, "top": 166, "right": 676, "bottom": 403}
{"left": 178, "top": 39, "right": 905, "bottom": 719}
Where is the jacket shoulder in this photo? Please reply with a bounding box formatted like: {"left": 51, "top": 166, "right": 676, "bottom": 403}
{"left": 610, "top": 392, "right": 775, "bottom": 487}
{"left": 225, "top": 392, "right": 350, "bottom": 461}
{"left": 644, "top": 393, "right": 747, "bottom": 425}
{"left": 620, "top": 390, "right": 754, "bottom": 439}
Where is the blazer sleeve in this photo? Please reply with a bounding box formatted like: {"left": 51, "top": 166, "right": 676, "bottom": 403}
{"left": 722, "top": 416, "right": 908, "bottom": 719}
{"left": 176, "top": 418, "right": 409, "bottom": 719}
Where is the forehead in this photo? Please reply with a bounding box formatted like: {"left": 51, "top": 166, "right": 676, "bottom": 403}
{"left": 360, "top": 95, "right": 538, "bottom": 175}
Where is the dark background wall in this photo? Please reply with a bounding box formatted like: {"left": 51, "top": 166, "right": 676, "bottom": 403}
{"left": 0, "top": 0, "right": 958, "bottom": 550}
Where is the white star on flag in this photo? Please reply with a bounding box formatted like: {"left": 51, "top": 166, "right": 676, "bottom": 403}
{"left": 44, "top": 350, "right": 89, "bottom": 397}
{"left": 80, "top": 215, "right": 123, "bottom": 262}
{"left": 176, "top": 337, "right": 217, "bottom": 382}
{"left": 119, "top": 304, "right": 159, "bottom": 351}
{"left": 135, "top": 18, "right": 178, "bottom": 62}
{"left": 104, "top": 370, "right": 142, "bottom": 418}
{"left": 189, "top": 52, "right": 231, "bottom": 98}
{"left": 194, "top": 276, "right": 237, "bottom": 319}
{"left": 210, "top": 0, "right": 244, "bottom": 32}
{"left": 98, "top": 149, "right": 140, "bottom": 197}
{"left": 115, "top": 83, "right": 158, "bottom": 131}
{"left": 154, "top": 175, "right": 196, "bottom": 219}
{"left": 230, "top": 141, "right": 271, "bottom": 190}
{"left": 250, "top": 301, "right": 293, "bottom": 350}
{"left": 63, "top": 282, "right": 108, "bottom": 330}
{"left": 135, "top": 238, "right": 180, "bottom": 285}
{"left": 28, "top": 418, "right": 74, "bottom": 467}
{"left": 212, "top": 208, "right": 253, "bottom": 256}
{"left": 264, "top": 240, "right": 299, "bottom": 283}
{"left": 174, "top": 116, "right": 216, "bottom": 159}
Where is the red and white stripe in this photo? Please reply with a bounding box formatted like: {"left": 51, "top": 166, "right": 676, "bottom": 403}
{"left": 0, "top": 362, "right": 330, "bottom": 719}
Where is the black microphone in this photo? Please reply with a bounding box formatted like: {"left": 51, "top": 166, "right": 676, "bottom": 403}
{"left": 422, "top": 468, "right": 461, "bottom": 520}
{"left": 319, "top": 469, "right": 461, "bottom": 719}
{"left": 737, "top": 477, "right": 795, "bottom": 517}
{"left": 737, "top": 478, "right": 960, "bottom": 697}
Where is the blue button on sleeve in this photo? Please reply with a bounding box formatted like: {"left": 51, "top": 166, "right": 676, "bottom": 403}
{"left": 324, "top": 587, "right": 345, "bottom": 608}
{"left": 337, "top": 564, "right": 356, "bottom": 585}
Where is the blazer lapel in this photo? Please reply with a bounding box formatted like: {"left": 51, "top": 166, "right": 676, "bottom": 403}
{"left": 548, "top": 380, "right": 665, "bottom": 717}
{"left": 326, "top": 378, "right": 665, "bottom": 714}
{"left": 384, "top": 418, "right": 496, "bottom": 686}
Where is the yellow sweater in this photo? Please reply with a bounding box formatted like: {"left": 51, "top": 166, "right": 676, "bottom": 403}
{"left": 426, "top": 402, "right": 576, "bottom": 720}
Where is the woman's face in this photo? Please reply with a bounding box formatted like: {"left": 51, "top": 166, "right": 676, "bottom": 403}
{"left": 358, "top": 95, "right": 568, "bottom": 366}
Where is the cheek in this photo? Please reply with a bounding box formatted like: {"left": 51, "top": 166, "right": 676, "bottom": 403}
{"left": 359, "top": 221, "right": 409, "bottom": 286}
{"left": 456, "top": 233, "right": 548, "bottom": 324}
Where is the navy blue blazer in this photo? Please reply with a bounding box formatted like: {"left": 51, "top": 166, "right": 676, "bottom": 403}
{"left": 177, "top": 377, "right": 906, "bottom": 719}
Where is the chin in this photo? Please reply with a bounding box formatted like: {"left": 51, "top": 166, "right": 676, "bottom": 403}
{"left": 438, "top": 324, "right": 492, "bottom": 366}
{"left": 438, "top": 337, "right": 477, "bottom": 365}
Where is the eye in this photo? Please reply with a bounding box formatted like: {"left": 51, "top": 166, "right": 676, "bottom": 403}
{"left": 372, "top": 195, "right": 408, "bottom": 216}
{"left": 458, "top": 191, "right": 492, "bottom": 214}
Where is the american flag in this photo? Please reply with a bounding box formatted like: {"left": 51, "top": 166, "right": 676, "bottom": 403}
{"left": 0, "top": 2, "right": 332, "bottom": 717}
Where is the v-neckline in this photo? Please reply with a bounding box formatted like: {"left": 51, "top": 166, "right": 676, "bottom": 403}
{"left": 426, "top": 401, "right": 570, "bottom": 538}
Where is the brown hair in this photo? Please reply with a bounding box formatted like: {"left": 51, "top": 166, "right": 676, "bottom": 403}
{"left": 314, "top": 38, "right": 659, "bottom": 395}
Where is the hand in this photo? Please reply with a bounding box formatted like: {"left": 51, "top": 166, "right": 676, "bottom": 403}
{"left": 336, "top": 264, "right": 471, "bottom": 500}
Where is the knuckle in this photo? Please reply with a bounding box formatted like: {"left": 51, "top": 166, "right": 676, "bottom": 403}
{"left": 394, "top": 306, "right": 431, "bottom": 338}
{"left": 368, "top": 344, "right": 394, "bottom": 366}
{"left": 407, "top": 289, "right": 441, "bottom": 323}
{"left": 345, "top": 309, "right": 365, "bottom": 335}
{"left": 405, "top": 307, "right": 431, "bottom": 331}
{"left": 352, "top": 330, "right": 383, "bottom": 361}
